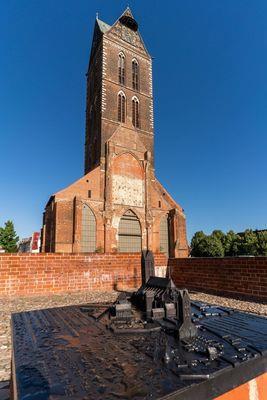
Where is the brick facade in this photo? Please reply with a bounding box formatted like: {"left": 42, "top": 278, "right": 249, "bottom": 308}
{"left": 41, "top": 8, "right": 188, "bottom": 257}
{"left": 0, "top": 253, "right": 167, "bottom": 297}
{"left": 169, "top": 257, "right": 267, "bottom": 301}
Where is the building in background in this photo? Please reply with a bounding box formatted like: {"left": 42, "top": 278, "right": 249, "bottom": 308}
{"left": 18, "top": 232, "right": 40, "bottom": 253}
{"left": 41, "top": 8, "right": 188, "bottom": 257}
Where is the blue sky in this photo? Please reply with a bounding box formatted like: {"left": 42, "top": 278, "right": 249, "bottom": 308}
{"left": 1, "top": 0, "right": 267, "bottom": 241}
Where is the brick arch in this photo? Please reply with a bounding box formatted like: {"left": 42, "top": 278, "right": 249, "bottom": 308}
{"left": 112, "top": 151, "right": 144, "bottom": 179}
{"left": 111, "top": 152, "right": 144, "bottom": 209}
{"left": 111, "top": 206, "right": 144, "bottom": 231}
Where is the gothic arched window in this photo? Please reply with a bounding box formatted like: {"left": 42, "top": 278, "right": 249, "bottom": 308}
{"left": 118, "top": 210, "right": 142, "bottom": 252}
{"left": 132, "top": 96, "right": 140, "bottom": 128}
{"left": 160, "top": 215, "right": 169, "bottom": 256}
{"left": 118, "top": 91, "right": 126, "bottom": 123}
{"left": 81, "top": 204, "right": 96, "bottom": 252}
{"left": 132, "top": 59, "right": 139, "bottom": 90}
{"left": 118, "top": 52, "right": 125, "bottom": 85}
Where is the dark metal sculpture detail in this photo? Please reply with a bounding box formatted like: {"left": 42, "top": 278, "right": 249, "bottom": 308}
{"left": 11, "top": 251, "right": 267, "bottom": 400}
{"left": 115, "top": 250, "right": 198, "bottom": 340}
{"left": 141, "top": 250, "right": 155, "bottom": 285}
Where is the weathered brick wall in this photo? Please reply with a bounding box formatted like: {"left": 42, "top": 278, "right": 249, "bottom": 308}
{"left": 0, "top": 253, "right": 167, "bottom": 297}
{"left": 169, "top": 257, "right": 267, "bottom": 301}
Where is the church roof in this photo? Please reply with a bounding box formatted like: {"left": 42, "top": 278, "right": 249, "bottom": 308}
{"left": 96, "top": 7, "right": 137, "bottom": 34}
{"left": 96, "top": 18, "right": 111, "bottom": 34}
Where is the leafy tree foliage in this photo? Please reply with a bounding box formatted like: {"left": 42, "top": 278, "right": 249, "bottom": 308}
{"left": 211, "top": 230, "right": 224, "bottom": 242}
{"left": 190, "top": 231, "right": 206, "bottom": 257}
{"left": 256, "top": 230, "right": 267, "bottom": 256}
{"left": 195, "top": 235, "right": 224, "bottom": 257}
{"left": 222, "top": 230, "right": 240, "bottom": 256}
{"left": 190, "top": 228, "right": 267, "bottom": 257}
{"left": 238, "top": 230, "right": 258, "bottom": 256}
{"left": 0, "top": 220, "right": 19, "bottom": 253}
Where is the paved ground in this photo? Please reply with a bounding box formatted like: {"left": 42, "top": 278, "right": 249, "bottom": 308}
{"left": 0, "top": 290, "right": 266, "bottom": 387}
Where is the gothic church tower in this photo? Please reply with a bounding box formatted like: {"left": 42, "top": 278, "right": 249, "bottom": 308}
{"left": 41, "top": 8, "right": 188, "bottom": 257}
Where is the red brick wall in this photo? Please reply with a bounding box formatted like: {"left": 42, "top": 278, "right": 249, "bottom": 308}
{"left": 0, "top": 253, "right": 167, "bottom": 297}
{"left": 169, "top": 257, "right": 267, "bottom": 301}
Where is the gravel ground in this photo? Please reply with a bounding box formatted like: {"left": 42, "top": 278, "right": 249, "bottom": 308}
{"left": 189, "top": 291, "right": 267, "bottom": 316}
{"left": 0, "top": 290, "right": 266, "bottom": 383}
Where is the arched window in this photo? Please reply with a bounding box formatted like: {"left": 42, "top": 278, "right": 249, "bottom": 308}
{"left": 160, "top": 215, "right": 169, "bottom": 256}
{"left": 118, "top": 91, "right": 126, "bottom": 123}
{"left": 81, "top": 204, "right": 96, "bottom": 252}
{"left": 118, "top": 210, "right": 142, "bottom": 252}
{"left": 118, "top": 53, "right": 125, "bottom": 85}
{"left": 132, "top": 59, "right": 139, "bottom": 90}
{"left": 132, "top": 96, "right": 140, "bottom": 128}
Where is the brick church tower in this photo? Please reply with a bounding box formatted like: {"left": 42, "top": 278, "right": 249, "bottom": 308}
{"left": 41, "top": 8, "right": 188, "bottom": 257}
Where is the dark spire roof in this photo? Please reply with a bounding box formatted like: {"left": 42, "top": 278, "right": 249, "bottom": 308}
{"left": 119, "top": 7, "right": 138, "bottom": 31}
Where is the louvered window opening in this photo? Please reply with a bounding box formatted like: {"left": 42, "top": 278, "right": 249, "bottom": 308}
{"left": 132, "top": 99, "right": 140, "bottom": 128}
{"left": 118, "top": 54, "right": 125, "bottom": 85}
{"left": 81, "top": 205, "right": 96, "bottom": 252}
{"left": 132, "top": 60, "right": 139, "bottom": 90}
{"left": 118, "top": 93, "right": 126, "bottom": 123}
{"left": 160, "top": 216, "right": 169, "bottom": 256}
{"left": 118, "top": 210, "right": 141, "bottom": 253}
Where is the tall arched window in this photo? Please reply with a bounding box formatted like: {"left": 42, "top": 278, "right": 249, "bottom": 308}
{"left": 118, "top": 91, "right": 126, "bottom": 123}
{"left": 81, "top": 205, "right": 96, "bottom": 252}
{"left": 132, "top": 96, "right": 140, "bottom": 128}
{"left": 118, "top": 53, "right": 125, "bottom": 85}
{"left": 118, "top": 210, "right": 141, "bottom": 252}
{"left": 132, "top": 59, "right": 139, "bottom": 90}
{"left": 160, "top": 215, "right": 169, "bottom": 256}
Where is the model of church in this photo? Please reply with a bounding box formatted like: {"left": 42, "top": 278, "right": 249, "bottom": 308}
{"left": 41, "top": 8, "right": 188, "bottom": 257}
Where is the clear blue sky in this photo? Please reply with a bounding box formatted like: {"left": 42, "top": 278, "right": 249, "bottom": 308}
{"left": 1, "top": 0, "right": 267, "bottom": 241}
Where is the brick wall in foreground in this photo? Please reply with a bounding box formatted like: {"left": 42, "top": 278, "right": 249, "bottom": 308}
{"left": 0, "top": 253, "right": 167, "bottom": 297}
{"left": 169, "top": 257, "right": 267, "bottom": 301}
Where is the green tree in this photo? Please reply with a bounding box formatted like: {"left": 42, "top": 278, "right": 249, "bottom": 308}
{"left": 238, "top": 229, "right": 258, "bottom": 256}
{"left": 256, "top": 230, "right": 267, "bottom": 256}
{"left": 211, "top": 230, "right": 225, "bottom": 243}
{"left": 195, "top": 235, "right": 224, "bottom": 257}
{"left": 222, "top": 230, "right": 240, "bottom": 256}
{"left": 190, "top": 231, "right": 206, "bottom": 257}
{"left": 0, "top": 220, "right": 19, "bottom": 253}
{"left": 191, "top": 228, "right": 267, "bottom": 257}
{"left": 190, "top": 231, "right": 224, "bottom": 257}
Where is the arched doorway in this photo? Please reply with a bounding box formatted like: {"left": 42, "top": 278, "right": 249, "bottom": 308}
{"left": 118, "top": 210, "right": 141, "bottom": 252}
{"left": 81, "top": 204, "right": 96, "bottom": 252}
{"left": 160, "top": 215, "right": 169, "bottom": 256}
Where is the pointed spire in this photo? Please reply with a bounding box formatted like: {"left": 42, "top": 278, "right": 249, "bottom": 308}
{"left": 96, "top": 12, "right": 99, "bottom": 20}
{"left": 123, "top": 6, "right": 134, "bottom": 18}
{"left": 119, "top": 7, "right": 138, "bottom": 31}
